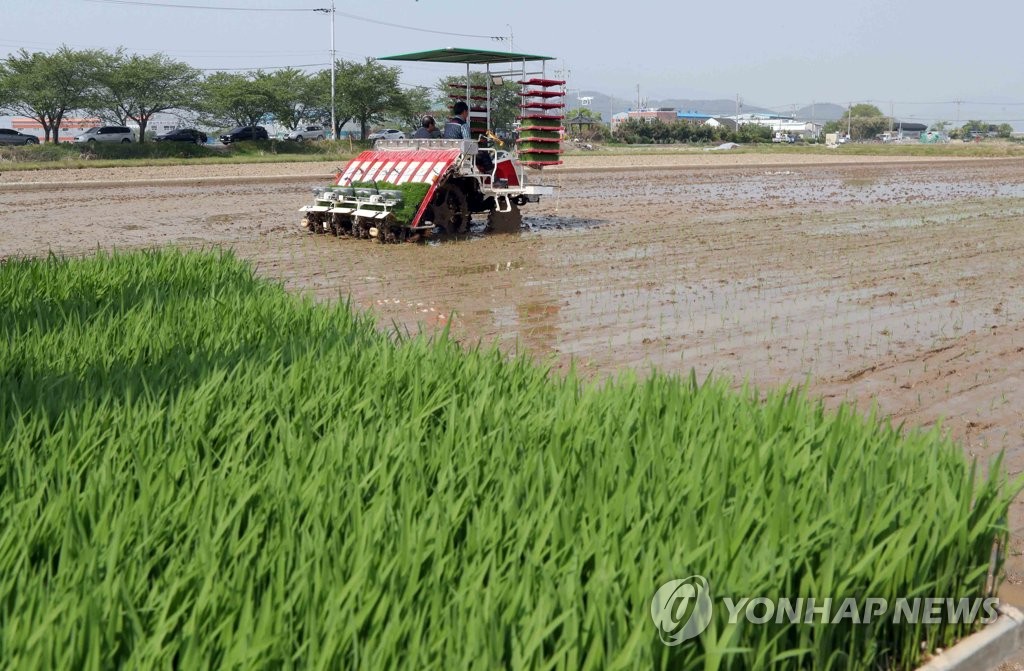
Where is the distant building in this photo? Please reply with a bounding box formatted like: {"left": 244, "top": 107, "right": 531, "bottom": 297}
{"left": 706, "top": 118, "right": 738, "bottom": 131}
{"left": 892, "top": 121, "right": 927, "bottom": 135}
{"left": 711, "top": 113, "right": 822, "bottom": 139}
{"left": 11, "top": 112, "right": 186, "bottom": 141}
{"left": 610, "top": 108, "right": 679, "bottom": 131}
{"left": 13, "top": 117, "right": 101, "bottom": 142}
{"left": 602, "top": 107, "right": 828, "bottom": 138}
{"left": 676, "top": 110, "right": 714, "bottom": 123}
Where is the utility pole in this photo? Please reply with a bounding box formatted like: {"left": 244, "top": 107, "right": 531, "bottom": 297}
{"left": 330, "top": 0, "right": 336, "bottom": 141}
{"left": 636, "top": 84, "right": 641, "bottom": 111}
{"left": 955, "top": 99, "right": 962, "bottom": 125}
{"left": 315, "top": 2, "right": 337, "bottom": 139}
{"left": 506, "top": 24, "right": 513, "bottom": 54}
{"left": 847, "top": 102, "right": 852, "bottom": 139}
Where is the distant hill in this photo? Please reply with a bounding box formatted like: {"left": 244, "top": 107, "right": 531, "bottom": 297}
{"left": 795, "top": 103, "right": 846, "bottom": 122}
{"left": 566, "top": 92, "right": 845, "bottom": 122}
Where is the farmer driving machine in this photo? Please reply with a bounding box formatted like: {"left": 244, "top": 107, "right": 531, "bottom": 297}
{"left": 300, "top": 48, "right": 564, "bottom": 242}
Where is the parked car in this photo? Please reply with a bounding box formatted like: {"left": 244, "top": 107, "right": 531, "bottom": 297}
{"left": 219, "top": 126, "right": 269, "bottom": 144}
{"left": 367, "top": 129, "right": 405, "bottom": 141}
{"left": 154, "top": 128, "right": 208, "bottom": 144}
{"left": 0, "top": 128, "right": 39, "bottom": 145}
{"left": 285, "top": 124, "right": 325, "bottom": 141}
{"left": 73, "top": 126, "right": 134, "bottom": 143}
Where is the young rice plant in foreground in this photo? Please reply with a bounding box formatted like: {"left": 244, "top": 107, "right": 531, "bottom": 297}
{"left": 0, "top": 250, "right": 1017, "bottom": 670}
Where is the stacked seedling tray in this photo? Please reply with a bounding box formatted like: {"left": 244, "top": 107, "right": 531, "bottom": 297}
{"left": 517, "top": 78, "right": 565, "bottom": 168}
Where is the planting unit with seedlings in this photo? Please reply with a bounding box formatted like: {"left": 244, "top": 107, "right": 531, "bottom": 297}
{"left": 300, "top": 48, "right": 561, "bottom": 242}
{"left": 0, "top": 250, "right": 1019, "bottom": 670}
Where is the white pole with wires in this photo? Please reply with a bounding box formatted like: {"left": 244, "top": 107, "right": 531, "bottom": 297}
{"left": 330, "top": 0, "right": 336, "bottom": 140}
{"left": 314, "top": 3, "right": 337, "bottom": 139}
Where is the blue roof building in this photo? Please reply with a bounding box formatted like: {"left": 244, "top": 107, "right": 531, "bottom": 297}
{"left": 676, "top": 110, "right": 713, "bottom": 122}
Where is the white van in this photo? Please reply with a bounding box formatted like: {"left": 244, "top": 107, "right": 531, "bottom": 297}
{"left": 74, "top": 126, "right": 135, "bottom": 143}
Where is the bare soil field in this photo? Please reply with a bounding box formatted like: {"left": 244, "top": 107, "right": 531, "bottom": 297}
{"left": 3, "top": 153, "right": 1024, "bottom": 610}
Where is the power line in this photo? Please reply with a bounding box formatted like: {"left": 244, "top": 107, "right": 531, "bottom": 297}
{"left": 83, "top": 0, "right": 502, "bottom": 38}
{"left": 84, "top": 0, "right": 316, "bottom": 11}
{"left": 332, "top": 9, "right": 498, "bottom": 39}
{"left": 199, "top": 63, "right": 329, "bottom": 71}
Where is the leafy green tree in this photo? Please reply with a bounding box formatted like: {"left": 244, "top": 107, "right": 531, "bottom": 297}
{"left": 435, "top": 72, "right": 520, "bottom": 134}
{"left": 92, "top": 51, "right": 201, "bottom": 142}
{"left": 565, "top": 107, "right": 602, "bottom": 121}
{"left": 829, "top": 103, "right": 889, "bottom": 140}
{"left": 305, "top": 68, "right": 349, "bottom": 137}
{"left": 335, "top": 58, "right": 407, "bottom": 140}
{"left": 961, "top": 119, "right": 987, "bottom": 132}
{"left": 394, "top": 85, "right": 435, "bottom": 132}
{"left": 199, "top": 71, "right": 276, "bottom": 128}
{"left": 0, "top": 76, "right": 10, "bottom": 113}
{"left": 0, "top": 46, "right": 105, "bottom": 143}
{"left": 690, "top": 123, "right": 715, "bottom": 143}
{"left": 737, "top": 124, "right": 772, "bottom": 143}
{"left": 848, "top": 103, "right": 883, "bottom": 118}
{"left": 931, "top": 120, "right": 949, "bottom": 132}
{"left": 255, "top": 68, "right": 318, "bottom": 132}
{"left": 564, "top": 107, "right": 606, "bottom": 141}
{"left": 958, "top": 120, "right": 1013, "bottom": 139}
{"left": 305, "top": 65, "right": 407, "bottom": 137}
{"left": 957, "top": 119, "right": 990, "bottom": 141}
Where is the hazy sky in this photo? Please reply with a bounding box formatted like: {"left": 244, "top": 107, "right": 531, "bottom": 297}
{"left": 3, "top": 0, "right": 1023, "bottom": 126}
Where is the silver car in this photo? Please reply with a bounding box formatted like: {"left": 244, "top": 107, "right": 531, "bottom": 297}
{"left": 0, "top": 128, "right": 40, "bottom": 145}
{"left": 74, "top": 126, "right": 135, "bottom": 143}
{"left": 285, "top": 124, "right": 326, "bottom": 141}
{"left": 367, "top": 129, "right": 405, "bottom": 141}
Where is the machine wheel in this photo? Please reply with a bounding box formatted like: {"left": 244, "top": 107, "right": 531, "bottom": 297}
{"left": 427, "top": 183, "right": 470, "bottom": 235}
{"left": 121, "top": 138, "right": 131, "bottom": 143}
{"left": 25, "top": 137, "right": 38, "bottom": 145}
{"left": 486, "top": 203, "right": 522, "bottom": 234}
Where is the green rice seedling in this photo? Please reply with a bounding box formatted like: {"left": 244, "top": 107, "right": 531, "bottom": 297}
{"left": 0, "top": 250, "right": 1018, "bottom": 670}
{"left": 348, "top": 181, "right": 432, "bottom": 224}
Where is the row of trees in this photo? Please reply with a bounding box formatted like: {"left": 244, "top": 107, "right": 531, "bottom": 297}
{"left": 821, "top": 104, "right": 890, "bottom": 141}
{"left": 932, "top": 119, "right": 1014, "bottom": 139}
{"left": 0, "top": 46, "right": 438, "bottom": 143}
{"left": 822, "top": 104, "right": 1015, "bottom": 141}
{"left": 612, "top": 118, "right": 772, "bottom": 145}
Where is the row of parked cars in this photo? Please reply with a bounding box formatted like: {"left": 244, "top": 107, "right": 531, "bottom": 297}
{"left": 0, "top": 124, "right": 331, "bottom": 146}
{"left": 157, "top": 124, "right": 330, "bottom": 143}
{"left": 217, "top": 125, "right": 332, "bottom": 142}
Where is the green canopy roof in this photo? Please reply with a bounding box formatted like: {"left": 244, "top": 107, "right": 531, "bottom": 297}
{"left": 377, "top": 47, "right": 554, "bottom": 65}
